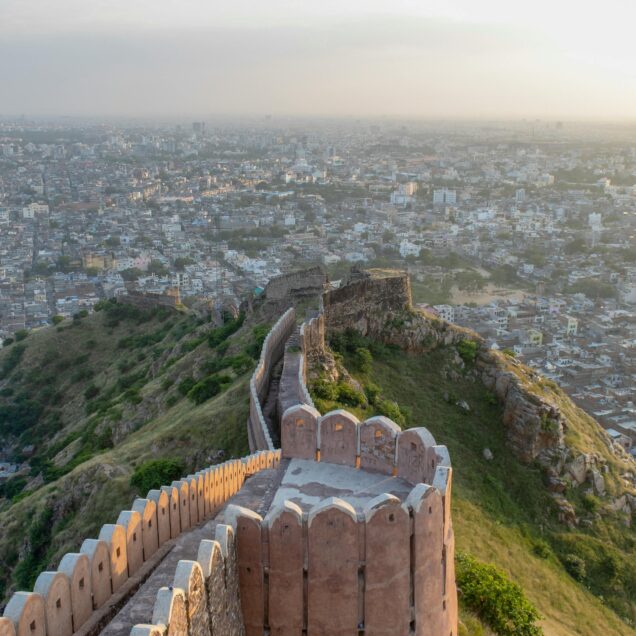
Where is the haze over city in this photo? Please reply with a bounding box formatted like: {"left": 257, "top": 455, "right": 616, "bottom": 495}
{"left": 2, "top": 0, "right": 636, "bottom": 119}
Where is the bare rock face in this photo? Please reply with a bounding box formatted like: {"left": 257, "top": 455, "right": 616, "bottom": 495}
{"left": 477, "top": 352, "right": 565, "bottom": 466}
{"left": 551, "top": 494, "right": 578, "bottom": 527}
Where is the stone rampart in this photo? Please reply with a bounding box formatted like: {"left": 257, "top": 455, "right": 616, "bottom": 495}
{"left": 226, "top": 482, "right": 455, "bottom": 635}
{"left": 1, "top": 450, "right": 281, "bottom": 636}
{"left": 281, "top": 404, "right": 452, "bottom": 488}
{"left": 247, "top": 308, "right": 296, "bottom": 452}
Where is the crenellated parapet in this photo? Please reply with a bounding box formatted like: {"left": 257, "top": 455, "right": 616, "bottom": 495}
{"left": 281, "top": 403, "right": 453, "bottom": 489}
{"left": 1, "top": 451, "right": 281, "bottom": 636}
{"left": 248, "top": 307, "right": 296, "bottom": 451}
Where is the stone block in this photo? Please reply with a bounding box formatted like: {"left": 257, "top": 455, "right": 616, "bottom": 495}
{"left": 80, "top": 539, "right": 112, "bottom": 609}
{"left": 136, "top": 496, "right": 162, "bottom": 556}
{"left": 406, "top": 484, "right": 444, "bottom": 636}
{"left": 397, "top": 427, "right": 437, "bottom": 484}
{"left": 363, "top": 495, "right": 410, "bottom": 635}
{"left": 117, "top": 511, "right": 144, "bottom": 576}
{"left": 185, "top": 476, "right": 199, "bottom": 526}
{"left": 173, "top": 560, "right": 210, "bottom": 636}
{"left": 281, "top": 404, "right": 320, "bottom": 460}
{"left": 307, "top": 497, "right": 359, "bottom": 635}
{"left": 151, "top": 587, "right": 187, "bottom": 635}
{"left": 34, "top": 571, "right": 73, "bottom": 636}
{"left": 265, "top": 501, "right": 304, "bottom": 635}
{"left": 0, "top": 618, "right": 15, "bottom": 636}
{"left": 359, "top": 416, "right": 400, "bottom": 475}
{"left": 148, "top": 490, "right": 170, "bottom": 548}
{"left": 171, "top": 480, "right": 191, "bottom": 532}
{"left": 230, "top": 506, "right": 264, "bottom": 636}
{"left": 318, "top": 410, "right": 360, "bottom": 467}
{"left": 160, "top": 485, "right": 181, "bottom": 539}
{"left": 98, "top": 524, "right": 128, "bottom": 593}
{"left": 58, "top": 553, "right": 92, "bottom": 631}
{"left": 2, "top": 592, "right": 46, "bottom": 636}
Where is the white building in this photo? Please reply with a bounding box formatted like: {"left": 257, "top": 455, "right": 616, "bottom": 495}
{"left": 433, "top": 188, "right": 456, "bottom": 205}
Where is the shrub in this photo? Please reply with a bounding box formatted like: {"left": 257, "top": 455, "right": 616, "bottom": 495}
{"left": 456, "top": 552, "right": 543, "bottom": 636}
{"left": 2, "top": 337, "right": 14, "bottom": 347}
{"left": 364, "top": 382, "right": 381, "bottom": 405}
{"left": 376, "top": 398, "right": 406, "bottom": 427}
{"left": 336, "top": 382, "right": 366, "bottom": 407}
{"left": 457, "top": 339, "right": 478, "bottom": 365}
{"left": 84, "top": 384, "right": 100, "bottom": 400}
{"left": 311, "top": 378, "right": 338, "bottom": 401}
{"left": 187, "top": 374, "right": 232, "bottom": 404}
{"left": 130, "top": 458, "right": 185, "bottom": 494}
{"left": 14, "top": 329, "right": 28, "bottom": 342}
{"left": 561, "top": 553, "right": 587, "bottom": 582}
{"left": 353, "top": 347, "right": 373, "bottom": 375}
{"left": 51, "top": 315, "right": 64, "bottom": 325}
{"left": 531, "top": 540, "right": 552, "bottom": 559}
{"left": 166, "top": 393, "right": 179, "bottom": 407}
{"left": 502, "top": 348, "right": 516, "bottom": 358}
{"left": 178, "top": 377, "right": 197, "bottom": 396}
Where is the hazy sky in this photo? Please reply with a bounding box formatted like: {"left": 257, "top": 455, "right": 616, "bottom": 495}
{"left": 1, "top": 0, "right": 636, "bottom": 119}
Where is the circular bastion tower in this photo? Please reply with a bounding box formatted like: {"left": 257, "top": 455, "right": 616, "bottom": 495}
{"left": 227, "top": 404, "right": 458, "bottom": 636}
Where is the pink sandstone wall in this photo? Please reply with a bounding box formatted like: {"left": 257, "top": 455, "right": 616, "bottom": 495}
{"left": 1, "top": 450, "right": 281, "bottom": 636}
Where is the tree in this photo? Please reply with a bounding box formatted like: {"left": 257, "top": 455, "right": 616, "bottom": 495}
{"left": 148, "top": 260, "right": 169, "bottom": 277}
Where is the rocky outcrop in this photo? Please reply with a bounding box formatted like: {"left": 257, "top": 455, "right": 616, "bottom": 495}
{"left": 476, "top": 351, "right": 566, "bottom": 465}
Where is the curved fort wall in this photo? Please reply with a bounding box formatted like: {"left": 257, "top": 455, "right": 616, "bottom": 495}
{"left": 248, "top": 307, "right": 296, "bottom": 452}
{"left": 0, "top": 450, "right": 281, "bottom": 636}
{"left": 3, "top": 292, "right": 457, "bottom": 636}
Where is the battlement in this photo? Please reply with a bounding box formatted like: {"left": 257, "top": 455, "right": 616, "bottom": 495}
{"left": 0, "top": 450, "right": 280, "bottom": 636}
{"left": 2, "top": 287, "right": 458, "bottom": 636}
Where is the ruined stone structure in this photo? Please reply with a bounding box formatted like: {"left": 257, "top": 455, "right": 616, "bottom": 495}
{"left": 3, "top": 269, "right": 458, "bottom": 635}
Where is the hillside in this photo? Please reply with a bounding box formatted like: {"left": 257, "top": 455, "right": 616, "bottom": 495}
{"left": 307, "top": 326, "right": 636, "bottom": 635}
{"left": 0, "top": 300, "right": 264, "bottom": 602}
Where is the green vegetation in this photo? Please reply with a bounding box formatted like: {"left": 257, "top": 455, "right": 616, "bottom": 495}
{"left": 457, "top": 339, "right": 478, "bottom": 365}
{"left": 0, "top": 299, "right": 254, "bottom": 602}
{"left": 130, "top": 458, "right": 185, "bottom": 494}
{"left": 456, "top": 552, "right": 542, "bottom": 636}
{"left": 309, "top": 333, "right": 635, "bottom": 635}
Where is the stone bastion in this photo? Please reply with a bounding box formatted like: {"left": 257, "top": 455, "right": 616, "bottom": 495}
{"left": 1, "top": 294, "right": 457, "bottom": 636}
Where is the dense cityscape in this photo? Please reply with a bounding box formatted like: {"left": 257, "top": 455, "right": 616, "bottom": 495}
{"left": 2, "top": 119, "right": 636, "bottom": 464}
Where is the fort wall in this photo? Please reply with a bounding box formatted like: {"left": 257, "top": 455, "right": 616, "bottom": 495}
{"left": 247, "top": 307, "right": 296, "bottom": 451}
{"left": 1, "top": 450, "right": 281, "bottom": 636}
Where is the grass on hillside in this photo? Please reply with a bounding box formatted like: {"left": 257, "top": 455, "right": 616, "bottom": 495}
{"left": 310, "top": 335, "right": 635, "bottom": 636}
{"left": 0, "top": 303, "right": 257, "bottom": 602}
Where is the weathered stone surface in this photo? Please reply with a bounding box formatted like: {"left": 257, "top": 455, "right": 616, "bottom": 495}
{"left": 363, "top": 495, "right": 410, "bottom": 635}
{"left": 215, "top": 524, "right": 245, "bottom": 635}
{"left": 117, "top": 511, "right": 144, "bottom": 576}
{"left": 407, "top": 485, "right": 445, "bottom": 636}
{"left": 80, "top": 538, "right": 112, "bottom": 609}
{"left": 173, "top": 560, "right": 210, "bottom": 636}
{"left": 230, "top": 507, "right": 264, "bottom": 636}
{"left": 0, "top": 617, "right": 15, "bottom": 636}
{"left": 359, "top": 416, "right": 399, "bottom": 475}
{"left": 397, "top": 428, "right": 437, "bottom": 485}
{"left": 99, "top": 523, "right": 129, "bottom": 592}
{"left": 172, "top": 480, "right": 191, "bottom": 532}
{"left": 307, "top": 498, "right": 359, "bottom": 635}
{"left": 161, "top": 485, "right": 181, "bottom": 539}
{"left": 265, "top": 501, "right": 304, "bottom": 635}
{"left": 319, "top": 410, "right": 359, "bottom": 467}
{"left": 133, "top": 497, "right": 160, "bottom": 559}
{"left": 3, "top": 592, "right": 46, "bottom": 636}
{"left": 129, "top": 626, "right": 167, "bottom": 636}
{"left": 152, "top": 587, "right": 187, "bottom": 636}
{"left": 281, "top": 403, "right": 320, "bottom": 460}
{"left": 148, "top": 490, "right": 170, "bottom": 548}
{"left": 34, "top": 571, "right": 73, "bottom": 636}
{"left": 58, "top": 552, "right": 92, "bottom": 631}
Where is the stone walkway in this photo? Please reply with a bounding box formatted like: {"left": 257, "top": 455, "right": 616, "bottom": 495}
{"left": 100, "top": 469, "right": 279, "bottom": 635}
